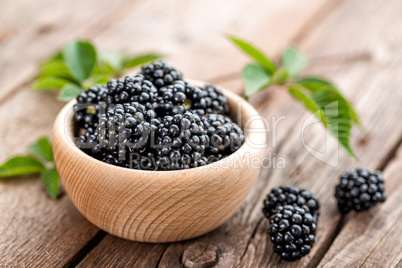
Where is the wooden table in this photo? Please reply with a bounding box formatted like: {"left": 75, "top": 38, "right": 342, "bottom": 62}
{"left": 1, "top": 0, "right": 401, "bottom": 267}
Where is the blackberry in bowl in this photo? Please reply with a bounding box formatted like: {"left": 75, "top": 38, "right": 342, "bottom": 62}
{"left": 52, "top": 62, "right": 266, "bottom": 243}
{"left": 141, "top": 60, "right": 182, "bottom": 88}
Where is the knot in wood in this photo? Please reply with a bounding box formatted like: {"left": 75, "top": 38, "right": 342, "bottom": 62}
{"left": 182, "top": 242, "right": 219, "bottom": 268}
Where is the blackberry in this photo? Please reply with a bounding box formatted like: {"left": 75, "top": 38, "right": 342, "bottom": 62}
{"left": 76, "top": 123, "right": 98, "bottom": 151}
{"left": 94, "top": 102, "right": 158, "bottom": 169}
{"left": 201, "top": 113, "right": 244, "bottom": 156}
{"left": 191, "top": 84, "right": 229, "bottom": 116}
{"left": 141, "top": 60, "right": 182, "bottom": 88}
{"left": 74, "top": 85, "right": 108, "bottom": 128}
{"left": 158, "top": 81, "right": 230, "bottom": 116}
{"left": 263, "top": 185, "right": 320, "bottom": 220}
{"left": 335, "top": 168, "right": 386, "bottom": 214}
{"left": 268, "top": 205, "right": 317, "bottom": 261}
{"left": 105, "top": 74, "right": 158, "bottom": 111}
{"left": 155, "top": 111, "right": 207, "bottom": 170}
{"left": 154, "top": 80, "right": 194, "bottom": 115}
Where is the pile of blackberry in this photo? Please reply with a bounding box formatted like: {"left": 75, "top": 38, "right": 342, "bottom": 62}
{"left": 268, "top": 205, "right": 317, "bottom": 261}
{"left": 263, "top": 185, "right": 320, "bottom": 261}
{"left": 73, "top": 61, "right": 245, "bottom": 170}
{"left": 335, "top": 168, "right": 386, "bottom": 214}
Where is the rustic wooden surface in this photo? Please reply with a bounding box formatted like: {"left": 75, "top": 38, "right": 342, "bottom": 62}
{"left": 0, "top": 0, "right": 401, "bottom": 267}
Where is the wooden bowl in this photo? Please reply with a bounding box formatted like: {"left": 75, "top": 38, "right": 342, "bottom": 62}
{"left": 52, "top": 81, "right": 266, "bottom": 243}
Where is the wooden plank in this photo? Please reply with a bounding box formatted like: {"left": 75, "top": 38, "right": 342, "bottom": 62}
{"left": 0, "top": 0, "right": 335, "bottom": 266}
{"left": 68, "top": 235, "right": 168, "bottom": 267}
{"left": 236, "top": 0, "right": 402, "bottom": 266}
{"left": 157, "top": 56, "right": 402, "bottom": 268}
{"left": 0, "top": 89, "right": 101, "bottom": 267}
{"left": 0, "top": 176, "right": 100, "bottom": 267}
{"left": 318, "top": 147, "right": 402, "bottom": 268}
{"left": 361, "top": 209, "right": 402, "bottom": 268}
{"left": 0, "top": 0, "right": 134, "bottom": 102}
{"left": 78, "top": 0, "right": 402, "bottom": 266}
{"left": 92, "top": 0, "right": 336, "bottom": 83}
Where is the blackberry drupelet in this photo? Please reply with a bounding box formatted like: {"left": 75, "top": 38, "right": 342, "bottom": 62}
{"left": 74, "top": 85, "right": 108, "bottom": 128}
{"left": 105, "top": 74, "right": 158, "bottom": 111}
{"left": 201, "top": 113, "right": 244, "bottom": 156}
{"left": 335, "top": 168, "right": 386, "bottom": 214}
{"left": 75, "top": 124, "right": 99, "bottom": 155}
{"left": 95, "top": 102, "right": 157, "bottom": 168}
{"left": 158, "top": 81, "right": 230, "bottom": 116}
{"left": 141, "top": 60, "right": 183, "bottom": 88}
{"left": 191, "top": 84, "right": 229, "bottom": 116}
{"left": 268, "top": 205, "right": 317, "bottom": 261}
{"left": 155, "top": 111, "right": 207, "bottom": 170}
{"left": 155, "top": 80, "right": 194, "bottom": 115}
{"left": 263, "top": 185, "right": 320, "bottom": 220}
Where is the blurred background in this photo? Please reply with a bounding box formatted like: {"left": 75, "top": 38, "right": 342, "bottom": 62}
{"left": 1, "top": 0, "right": 402, "bottom": 267}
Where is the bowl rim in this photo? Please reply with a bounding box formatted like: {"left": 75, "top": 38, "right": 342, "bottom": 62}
{"left": 53, "top": 79, "right": 266, "bottom": 175}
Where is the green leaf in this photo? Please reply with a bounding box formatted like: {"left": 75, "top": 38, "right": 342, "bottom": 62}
{"left": 123, "top": 54, "right": 163, "bottom": 69}
{"left": 89, "top": 76, "right": 111, "bottom": 87}
{"left": 242, "top": 63, "right": 270, "bottom": 99}
{"left": 39, "top": 60, "right": 75, "bottom": 81}
{"left": 0, "top": 156, "right": 45, "bottom": 178}
{"left": 297, "top": 77, "right": 333, "bottom": 92}
{"left": 311, "top": 89, "right": 357, "bottom": 159}
{"left": 64, "top": 41, "right": 97, "bottom": 82}
{"left": 269, "top": 67, "right": 290, "bottom": 85}
{"left": 58, "top": 84, "right": 83, "bottom": 101}
{"left": 288, "top": 85, "right": 327, "bottom": 126}
{"left": 100, "top": 52, "right": 125, "bottom": 71}
{"left": 40, "top": 51, "right": 63, "bottom": 65}
{"left": 229, "top": 36, "right": 276, "bottom": 74}
{"left": 33, "top": 77, "right": 71, "bottom": 90}
{"left": 298, "top": 77, "right": 361, "bottom": 125}
{"left": 42, "top": 168, "right": 59, "bottom": 199}
{"left": 93, "top": 60, "right": 115, "bottom": 77}
{"left": 29, "top": 137, "right": 54, "bottom": 162}
{"left": 282, "top": 46, "right": 309, "bottom": 77}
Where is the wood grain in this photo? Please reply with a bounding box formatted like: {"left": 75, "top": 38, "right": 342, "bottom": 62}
{"left": 0, "top": 0, "right": 335, "bottom": 266}
{"left": 92, "top": 0, "right": 334, "bottom": 84}
{"left": 0, "top": 176, "right": 99, "bottom": 267}
{"left": 318, "top": 147, "right": 402, "bottom": 268}
{"left": 79, "top": 0, "right": 402, "bottom": 264}
{"left": 0, "top": 0, "right": 133, "bottom": 102}
{"left": 2, "top": 0, "right": 401, "bottom": 266}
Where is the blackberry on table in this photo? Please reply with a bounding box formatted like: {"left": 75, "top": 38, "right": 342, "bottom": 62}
{"left": 263, "top": 185, "right": 320, "bottom": 221}
{"left": 155, "top": 111, "right": 207, "bottom": 170}
{"left": 74, "top": 85, "right": 108, "bottom": 128}
{"left": 201, "top": 113, "right": 244, "bottom": 156}
{"left": 335, "top": 168, "right": 386, "bottom": 214}
{"left": 268, "top": 205, "right": 317, "bottom": 261}
{"left": 141, "top": 60, "right": 182, "bottom": 88}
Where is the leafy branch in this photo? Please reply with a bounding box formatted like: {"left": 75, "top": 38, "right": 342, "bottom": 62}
{"left": 229, "top": 36, "right": 361, "bottom": 159}
{"left": 33, "top": 40, "right": 162, "bottom": 101}
{"left": 0, "top": 40, "right": 162, "bottom": 198}
{"left": 0, "top": 137, "right": 59, "bottom": 198}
